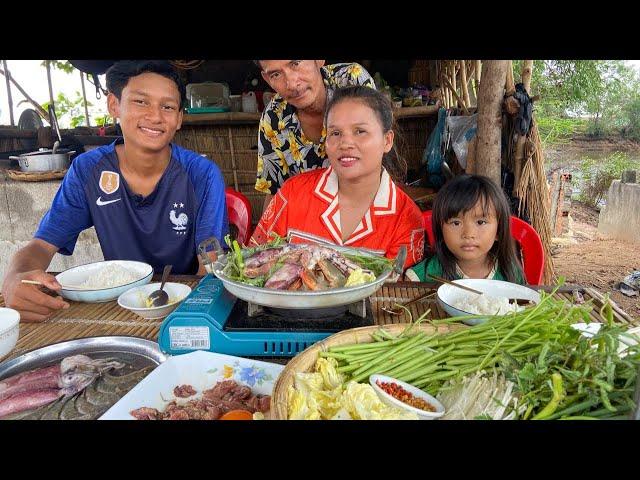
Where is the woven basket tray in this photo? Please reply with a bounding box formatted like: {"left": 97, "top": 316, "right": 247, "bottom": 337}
{"left": 270, "top": 322, "right": 456, "bottom": 420}
{"left": 5, "top": 169, "right": 67, "bottom": 182}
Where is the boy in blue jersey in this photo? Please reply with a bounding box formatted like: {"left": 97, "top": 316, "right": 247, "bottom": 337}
{"left": 1, "top": 61, "right": 228, "bottom": 322}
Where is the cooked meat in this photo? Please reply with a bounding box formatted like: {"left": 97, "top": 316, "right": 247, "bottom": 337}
{"left": 132, "top": 379, "right": 270, "bottom": 420}
{"left": 173, "top": 384, "right": 197, "bottom": 398}
{"left": 130, "top": 407, "right": 160, "bottom": 420}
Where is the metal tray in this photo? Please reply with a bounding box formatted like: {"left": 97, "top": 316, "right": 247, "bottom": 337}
{"left": 211, "top": 245, "right": 405, "bottom": 309}
{"left": 0, "top": 336, "right": 166, "bottom": 381}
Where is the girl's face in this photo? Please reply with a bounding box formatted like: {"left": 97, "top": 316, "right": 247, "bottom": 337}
{"left": 442, "top": 200, "right": 499, "bottom": 264}
{"left": 325, "top": 99, "right": 394, "bottom": 182}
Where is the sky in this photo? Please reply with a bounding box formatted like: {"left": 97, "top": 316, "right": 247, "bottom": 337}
{"left": 2, "top": 60, "right": 640, "bottom": 128}
{"left": 0, "top": 60, "right": 108, "bottom": 128}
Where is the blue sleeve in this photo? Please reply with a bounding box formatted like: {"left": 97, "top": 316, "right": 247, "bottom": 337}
{"left": 192, "top": 160, "right": 229, "bottom": 250}
{"left": 34, "top": 160, "right": 93, "bottom": 255}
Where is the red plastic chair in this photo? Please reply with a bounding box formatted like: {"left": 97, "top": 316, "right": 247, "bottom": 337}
{"left": 225, "top": 187, "right": 252, "bottom": 245}
{"left": 422, "top": 210, "right": 544, "bottom": 285}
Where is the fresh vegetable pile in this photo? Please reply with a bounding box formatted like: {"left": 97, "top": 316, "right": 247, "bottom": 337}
{"left": 317, "top": 285, "right": 640, "bottom": 420}
{"left": 221, "top": 234, "right": 392, "bottom": 290}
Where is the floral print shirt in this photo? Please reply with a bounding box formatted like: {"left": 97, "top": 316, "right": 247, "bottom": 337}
{"left": 255, "top": 63, "right": 375, "bottom": 195}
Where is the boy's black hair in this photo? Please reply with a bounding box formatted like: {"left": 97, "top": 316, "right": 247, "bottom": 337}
{"left": 432, "top": 174, "right": 524, "bottom": 283}
{"left": 325, "top": 85, "right": 407, "bottom": 183}
{"left": 105, "top": 60, "right": 186, "bottom": 107}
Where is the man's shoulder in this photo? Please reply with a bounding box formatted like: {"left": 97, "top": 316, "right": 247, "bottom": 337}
{"left": 323, "top": 62, "right": 373, "bottom": 87}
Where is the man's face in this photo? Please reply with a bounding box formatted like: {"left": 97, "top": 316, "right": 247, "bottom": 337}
{"left": 107, "top": 72, "right": 183, "bottom": 154}
{"left": 260, "top": 60, "right": 325, "bottom": 109}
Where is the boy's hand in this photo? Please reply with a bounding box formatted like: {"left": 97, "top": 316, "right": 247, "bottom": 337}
{"left": 1, "top": 270, "right": 70, "bottom": 322}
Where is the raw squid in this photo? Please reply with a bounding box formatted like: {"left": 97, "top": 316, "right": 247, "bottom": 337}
{"left": 0, "top": 355, "right": 124, "bottom": 418}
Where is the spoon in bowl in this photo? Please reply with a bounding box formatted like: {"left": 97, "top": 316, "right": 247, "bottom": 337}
{"left": 147, "top": 265, "right": 172, "bottom": 307}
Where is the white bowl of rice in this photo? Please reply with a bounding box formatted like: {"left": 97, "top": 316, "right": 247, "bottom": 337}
{"left": 55, "top": 260, "right": 153, "bottom": 303}
{"left": 437, "top": 279, "right": 540, "bottom": 326}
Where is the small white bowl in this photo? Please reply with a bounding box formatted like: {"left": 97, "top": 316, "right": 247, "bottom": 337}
{"left": 0, "top": 308, "right": 20, "bottom": 360}
{"left": 56, "top": 260, "right": 153, "bottom": 303}
{"left": 369, "top": 374, "right": 445, "bottom": 420}
{"left": 118, "top": 282, "right": 192, "bottom": 320}
{"left": 437, "top": 279, "right": 540, "bottom": 325}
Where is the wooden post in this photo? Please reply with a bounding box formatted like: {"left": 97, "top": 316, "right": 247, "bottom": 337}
{"left": 475, "top": 60, "right": 508, "bottom": 186}
{"left": 512, "top": 60, "right": 534, "bottom": 195}
{"left": 2, "top": 60, "right": 14, "bottom": 126}
{"left": 505, "top": 60, "right": 515, "bottom": 95}
{"left": 45, "top": 60, "right": 55, "bottom": 108}
{"left": 80, "top": 71, "right": 90, "bottom": 127}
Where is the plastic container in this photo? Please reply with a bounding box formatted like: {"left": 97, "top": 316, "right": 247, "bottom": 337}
{"left": 186, "top": 82, "right": 230, "bottom": 109}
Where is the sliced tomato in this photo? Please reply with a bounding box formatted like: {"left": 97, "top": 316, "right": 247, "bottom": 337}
{"left": 219, "top": 409, "right": 253, "bottom": 420}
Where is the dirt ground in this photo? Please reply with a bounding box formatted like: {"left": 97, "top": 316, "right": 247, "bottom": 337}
{"left": 551, "top": 201, "right": 640, "bottom": 320}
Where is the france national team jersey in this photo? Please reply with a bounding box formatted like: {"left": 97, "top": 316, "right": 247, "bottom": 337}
{"left": 35, "top": 139, "right": 228, "bottom": 274}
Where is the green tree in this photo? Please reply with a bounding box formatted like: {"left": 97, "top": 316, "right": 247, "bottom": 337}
{"left": 42, "top": 91, "right": 93, "bottom": 128}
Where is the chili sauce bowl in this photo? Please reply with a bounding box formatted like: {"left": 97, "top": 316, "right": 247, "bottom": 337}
{"left": 369, "top": 374, "right": 445, "bottom": 420}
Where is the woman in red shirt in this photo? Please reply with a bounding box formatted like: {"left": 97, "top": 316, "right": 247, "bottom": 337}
{"left": 250, "top": 86, "right": 424, "bottom": 270}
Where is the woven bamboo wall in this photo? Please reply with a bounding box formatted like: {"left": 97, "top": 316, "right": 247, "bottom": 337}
{"left": 175, "top": 117, "right": 433, "bottom": 223}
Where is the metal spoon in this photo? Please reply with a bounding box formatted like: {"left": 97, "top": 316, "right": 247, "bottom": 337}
{"left": 147, "top": 265, "right": 172, "bottom": 307}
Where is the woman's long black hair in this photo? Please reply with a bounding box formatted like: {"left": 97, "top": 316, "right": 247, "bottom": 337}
{"left": 325, "top": 85, "right": 407, "bottom": 183}
{"left": 432, "top": 174, "right": 524, "bottom": 282}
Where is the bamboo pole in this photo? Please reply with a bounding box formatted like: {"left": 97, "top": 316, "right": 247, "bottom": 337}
{"left": 451, "top": 61, "right": 458, "bottom": 107}
{"left": 512, "top": 60, "right": 534, "bottom": 195}
{"left": 80, "top": 71, "right": 90, "bottom": 127}
{"left": 45, "top": 60, "right": 55, "bottom": 108}
{"left": 2, "top": 60, "right": 14, "bottom": 126}
{"left": 442, "top": 76, "right": 469, "bottom": 115}
{"left": 475, "top": 60, "right": 508, "bottom": 186}
{"left": 0, "top": 67, "right": 49, "bottom": 118}
{"left": 460, "top": 60, "right": 471, "bottom": 108}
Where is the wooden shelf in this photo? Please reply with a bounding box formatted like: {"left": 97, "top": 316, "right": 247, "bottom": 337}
{"left": 181, "top": 104, "right": 440, "bottom": 126}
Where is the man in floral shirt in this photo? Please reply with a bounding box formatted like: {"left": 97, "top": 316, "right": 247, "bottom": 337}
{"left": 254, "top": 60, "right": 375, "bottom": 208}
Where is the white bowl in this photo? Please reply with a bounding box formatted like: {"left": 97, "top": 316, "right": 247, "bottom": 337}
{"left": 56, "top": 260, "right": 153, "bottom": 303}
{"left": 118, "top": 282, "right": 192, "bottom": 320}
{"left": 0, "top": 308, "right": 20, "bottom": 360}
{"left": 369, "top": 374, "right": 445, "bottom": 420}
{"left": 437, "top": 279, "right": 541, "bottom": 325}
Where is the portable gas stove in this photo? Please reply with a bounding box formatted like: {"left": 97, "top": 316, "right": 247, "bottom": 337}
{"left": 158, "top": 275, "right": 374, "bottom": 357}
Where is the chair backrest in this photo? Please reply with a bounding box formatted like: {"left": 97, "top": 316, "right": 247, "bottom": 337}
{"left": 421, "top": 210, "right": 544, "bottom": 285}
{"left": 225, "top": 187, "right": 252, "bottom": 245}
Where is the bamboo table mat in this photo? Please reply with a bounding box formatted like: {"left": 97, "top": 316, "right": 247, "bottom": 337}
{"left": 0, "top": 276, "right": 200, "bottom": 362}
{"left": 1, "top": 278, "right": 636, "bottom": 363}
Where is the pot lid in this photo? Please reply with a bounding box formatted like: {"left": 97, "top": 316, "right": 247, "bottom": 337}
{"left": 20, "top": 147, "right": 73, "bottom": 156}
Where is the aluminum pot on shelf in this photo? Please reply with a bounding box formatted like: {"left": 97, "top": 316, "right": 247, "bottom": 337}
{"left": 9, "top": 147, "right": 76, "bottom": 172}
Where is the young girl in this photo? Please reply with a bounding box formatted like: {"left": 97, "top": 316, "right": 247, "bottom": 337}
{"left": 406, "top": 174, "right": 525, "bottom": 283}
{"left": 250, "top": 85, "right": 425, "bottom": 269}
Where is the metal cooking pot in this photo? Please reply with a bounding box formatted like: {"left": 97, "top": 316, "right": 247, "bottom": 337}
{"left": 9, "top": 148, "right": 75, "bottom": 172}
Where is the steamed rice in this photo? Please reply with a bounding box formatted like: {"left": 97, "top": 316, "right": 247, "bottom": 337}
{"left": 452, "top": 294, "right": 524, "bottom": 316}
{"left": 79, "top": 263, "right": 142, "bottom": 289}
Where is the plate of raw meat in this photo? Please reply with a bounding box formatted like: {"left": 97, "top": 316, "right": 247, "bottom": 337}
{"left": 100, "top": 350, "right": 284, "bottom": 420}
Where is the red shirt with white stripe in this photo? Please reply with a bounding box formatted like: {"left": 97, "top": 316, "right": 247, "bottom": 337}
{"left": 250, "top": 167, "right": 424, "bottom": 269}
